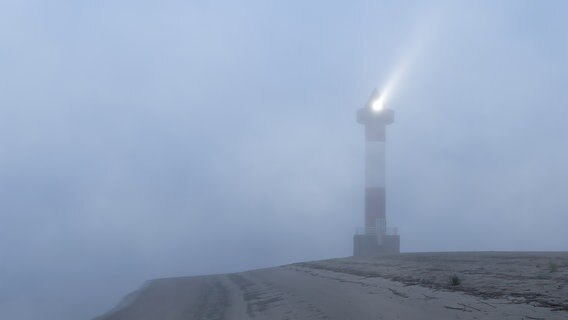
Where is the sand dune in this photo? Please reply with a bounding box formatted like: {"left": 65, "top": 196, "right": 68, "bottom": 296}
{"left": 95, "top": 252, "right": 568, "bottom": 319}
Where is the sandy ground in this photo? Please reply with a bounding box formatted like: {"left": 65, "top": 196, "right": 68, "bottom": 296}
{"left": 95, "top": 252, "right": 568, "bottom": 320}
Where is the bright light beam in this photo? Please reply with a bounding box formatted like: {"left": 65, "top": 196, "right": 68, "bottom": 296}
{"left": 367, "top": 56, "right": 411, "bottom": 114}
{"left": 371, "top": 5, "right": 444, "bottom": 112}
{"left": 371, "top": 97, "right": 385, "bottom": 112}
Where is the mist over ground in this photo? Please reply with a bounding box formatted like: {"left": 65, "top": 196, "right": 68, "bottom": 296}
{"left": 1, "top": 1, "right": 567, "bottom": 319}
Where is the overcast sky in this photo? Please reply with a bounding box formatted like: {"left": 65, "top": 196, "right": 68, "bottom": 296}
{"left": 1, "top": 1, "right": 567, "bottom": 319}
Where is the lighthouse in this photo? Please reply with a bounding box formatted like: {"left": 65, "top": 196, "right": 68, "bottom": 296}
{"left": 353, "top": 89, "right": 400, "bottom": 256}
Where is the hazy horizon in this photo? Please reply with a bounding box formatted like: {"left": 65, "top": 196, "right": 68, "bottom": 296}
{"left": 1, "top": 1, "right": 567, "bottom": 319}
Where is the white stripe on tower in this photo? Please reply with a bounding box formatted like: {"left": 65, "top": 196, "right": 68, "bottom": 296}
{"left": 365, "top": 141, "right": 385, "bottom": 188}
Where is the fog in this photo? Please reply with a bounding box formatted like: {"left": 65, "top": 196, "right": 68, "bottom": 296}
{"left": 1, "top": 1, "right": 567, "bottom": 319}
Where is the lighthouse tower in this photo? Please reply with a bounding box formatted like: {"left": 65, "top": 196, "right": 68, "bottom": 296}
{"left": 353, "top": 90, "right": 400, "bottom": 256}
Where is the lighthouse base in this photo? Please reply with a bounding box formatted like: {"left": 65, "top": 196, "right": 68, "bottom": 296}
{"left": 353, "top": 234, "right": 400, "bottom": 256}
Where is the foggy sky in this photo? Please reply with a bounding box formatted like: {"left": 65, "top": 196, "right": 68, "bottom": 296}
{"left": 1, "top": 1, "right": 567, "bottom": 319}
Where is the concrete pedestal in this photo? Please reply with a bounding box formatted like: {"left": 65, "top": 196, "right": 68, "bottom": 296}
{"left": 353, "top": 234, "right": 400, "bottom": 256}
